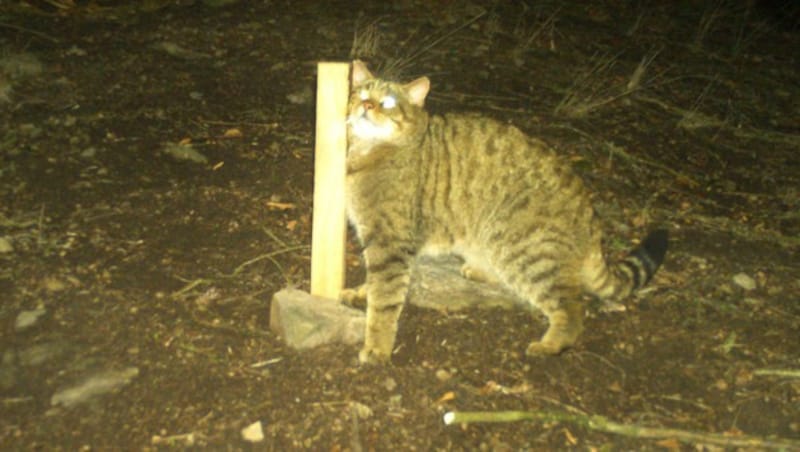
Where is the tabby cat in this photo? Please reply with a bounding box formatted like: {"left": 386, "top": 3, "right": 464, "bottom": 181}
{"left": 344, "top": 60, "right": 667, "bottom": 364}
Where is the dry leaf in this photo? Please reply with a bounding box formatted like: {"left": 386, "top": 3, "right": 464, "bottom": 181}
{"left": 479, "top": 380, "right": 531, "bottom": 395}
{"left": 178, "top": 137, "right": 192, "bottom": 145}
{"left": 562, "top": 427, "right": 578, "bottom": 445}
{"left": 285, "top": 219, "right": 297, "bottom": 231}
{"left": 435, "top": 391, "right": 456, "bottom": 404}
{"left": 267, "top": 201, "right": 296, "bottom": 210}
{"left": 479, "top": 380, "right": 501, "bottom": 395}
{"left": 223, "top": 128, "right": 243, "bottom": 138}
{"left": 654, "top": 438, "right": 681, "bottom": 451}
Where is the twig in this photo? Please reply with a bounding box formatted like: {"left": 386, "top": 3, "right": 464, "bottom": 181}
{"left": 170, "top": 278, "right": 212, "bottom": 299}
{"left": 228, "top": 245, "right": 309, "bottom": 277}
{"left": 443, "top": 410, "right": 800, "bottom": 450}
{"left": 262, "top": 226, "right": 288, "bottom": 248}
{"left": 753, "top": 368, "right": 800, "bottom": 378}
{"left": 0, "top": 22, "right": 60, "bottom": 43}
{"left": 151, "top": 431, "right": 203, "bottom": 446}
{"left": 602, "top": 141, "right": 700, "bottom": 188}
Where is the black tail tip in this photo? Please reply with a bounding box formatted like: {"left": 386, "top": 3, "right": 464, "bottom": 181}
{"left": 641, "top": 229, "right": 669, "bottom": 269}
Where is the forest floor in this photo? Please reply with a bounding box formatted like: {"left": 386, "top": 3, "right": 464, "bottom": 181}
{"left": 1, "top": 0, "right": 799, "bottom": 450}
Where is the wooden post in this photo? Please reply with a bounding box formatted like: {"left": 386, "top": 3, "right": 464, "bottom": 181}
{"left": 310, "top": 62, "right": 350, "bottom": 300}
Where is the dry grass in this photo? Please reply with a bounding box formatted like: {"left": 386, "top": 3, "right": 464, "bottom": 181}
{"left": 690, "top": 0, "right": 773, "bottom": 58}
{"left": 692, "top": 0, "right": 727, "bottom": 50}
{"left": 553, "top": 50, "right": 660, "bottom": 118}
{"left": 511, "top": 6, "right": 560, "bottom": 66}
{"left": 0, "top": 74, "right": 10, "bottom": 103}
{"left": 0, "top": 51, "right": 43, "bottom": 103}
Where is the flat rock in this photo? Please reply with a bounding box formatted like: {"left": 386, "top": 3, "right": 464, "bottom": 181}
{"left": 51, "top": 366, "right": 139, "bottom": 408}
{"left": 270, "top": 289, "right": 365, "bottom": 349}
{"left": 408, "top": 256, "right": 524, "bottom": 311}
{"left": 270, "top": 256, "right": 524, "bottom": 350}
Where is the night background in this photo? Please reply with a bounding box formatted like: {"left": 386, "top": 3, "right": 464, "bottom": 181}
{"left": 1, "top": 0, "right": 798, "bottom": 449}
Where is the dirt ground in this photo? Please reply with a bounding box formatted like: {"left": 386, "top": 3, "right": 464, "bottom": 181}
{"left": 1, "top": 0, "right": 799, "bottom": 450}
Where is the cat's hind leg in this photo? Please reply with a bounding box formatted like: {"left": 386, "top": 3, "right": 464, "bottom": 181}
{"left": 525, "top": 296, "right": 585, "bottom": 356}
{"left": 493, "top": 243, "right": 586, "bottom": 355}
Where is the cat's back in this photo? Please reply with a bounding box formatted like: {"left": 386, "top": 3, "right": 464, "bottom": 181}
{"left": 422, "top": 112, "right": 565, "bottom": 186}
{"left": 428, "top": 112, "right": 534, "bottom": 152}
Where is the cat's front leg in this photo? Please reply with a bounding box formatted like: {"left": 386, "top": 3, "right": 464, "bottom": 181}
{"left": 359, "top": 246, "right": 412, "bottom": 364}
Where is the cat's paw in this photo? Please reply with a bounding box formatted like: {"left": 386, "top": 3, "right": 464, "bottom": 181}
{"left": 525, "top": 340, "right": 568, "bottom": 357}
{"left": 358, "top": 346, "right": 391, "bottom": 365}
{"left": 460, "top": 264, "right": 499, "bottom": 284}
{"left": 340, "top": 284, "right": 367, "bottom": 309}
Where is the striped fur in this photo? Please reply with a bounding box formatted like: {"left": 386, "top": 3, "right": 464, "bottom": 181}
{"left": 345, "top": 61, "right": 668, "bottom": 364}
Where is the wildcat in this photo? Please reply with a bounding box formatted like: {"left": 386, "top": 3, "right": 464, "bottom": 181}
{"left": 344, "top": 60, "right": 667, "bottom": 364}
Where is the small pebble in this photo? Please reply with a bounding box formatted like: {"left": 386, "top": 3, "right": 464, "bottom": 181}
{"left": 286, "top": 86, "right": 312, "bottom": 105}
{"left": 435, "top": 369, "right": 452, "bottom": 382}
{"left": 733, "top": 273, "right": 757, "bottom": 291}
{"left": 15, "top": 308, "right": 46, "bottom": 331}
{"left": 350, "top": 401, "right": 373, "bottom": 419}
{"left": 743, "top": 297, "right": 764, "bottom": 307}
{"left": 241, "top": 421, "right": 264, "bottom": 443}
{"left": 0, "top": 237, "right": 13, "bottom": 253}
{"left": 80, "top": 147, "right": 97, "bottom": 158}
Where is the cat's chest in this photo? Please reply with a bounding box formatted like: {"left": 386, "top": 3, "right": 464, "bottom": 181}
{"left": 345, "top": 167, "right": 419, "bottom": 237}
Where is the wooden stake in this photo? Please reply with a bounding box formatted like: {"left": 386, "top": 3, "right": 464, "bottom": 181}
{"left": 310, "top": 62, "right": 350, "bottom": 300}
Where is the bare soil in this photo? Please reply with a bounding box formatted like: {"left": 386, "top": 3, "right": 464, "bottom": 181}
{"left": 1, "top": 1, "right": 799, "bottom": 450}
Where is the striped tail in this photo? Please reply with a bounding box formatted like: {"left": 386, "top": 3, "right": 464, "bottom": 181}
{"left": 587, "top": 229, "right": 669, "bottom": 302}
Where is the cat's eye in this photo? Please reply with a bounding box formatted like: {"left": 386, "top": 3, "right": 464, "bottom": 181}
{"left": 380, "top": 96, "right": 397, "bottom": 109}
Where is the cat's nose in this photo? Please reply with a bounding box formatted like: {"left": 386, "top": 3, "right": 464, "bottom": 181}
{"left": 362, "top": 99, "right": 376, "bottom": 110}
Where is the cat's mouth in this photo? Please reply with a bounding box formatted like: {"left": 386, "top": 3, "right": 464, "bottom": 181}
{"left": 347, "top": 113, "right": 393, "bottom": 140}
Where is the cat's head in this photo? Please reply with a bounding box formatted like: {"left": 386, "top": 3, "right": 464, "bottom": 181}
{"left": 347, "top": 60, "right": 430, "bottom": 143}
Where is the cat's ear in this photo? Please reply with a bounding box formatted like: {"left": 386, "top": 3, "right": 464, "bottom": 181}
{"left": 404, "top": 77, "right": 430, "bottom": 107}
{"left": 351, "top": 60, "right": 374, "bottom": 86}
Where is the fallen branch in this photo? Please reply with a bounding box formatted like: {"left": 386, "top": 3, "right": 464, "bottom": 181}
{"left": 443, "top": 410, "right": 800, "bottom": 450}
{"left": 754, "top": 368, "right": 800, "bottom": 379}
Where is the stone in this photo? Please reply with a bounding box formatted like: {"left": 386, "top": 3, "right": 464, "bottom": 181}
{"left": 0, "top": 236, "right": 13, "bottom": 253}
{"left": 241, "top": 421, "right": 264, "bottom": 443}
{"left": 269, "top": 289, "right": 365, "bottom": 349}
{"left": 733, "top": 272, "right": 757, "bottom": 291}
{"left": 270, "top": 257, "right": 527, "bottom": 350}
{"left": 15, "top": 308, "right": 46, "bottom": 332}
{"left": 51, "top": 366, "right": 139, "bottom": 407}
{"left": 407, "top": 256, "right": 523, "bottom": 311}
